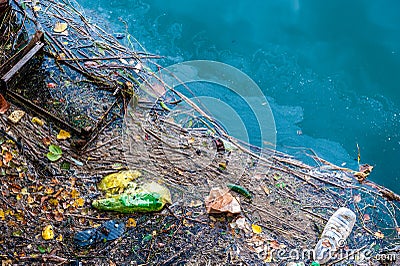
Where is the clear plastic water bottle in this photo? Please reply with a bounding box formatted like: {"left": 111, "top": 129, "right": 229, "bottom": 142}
{"left": 313, "top": 207, "right": 357, "bottom": 264}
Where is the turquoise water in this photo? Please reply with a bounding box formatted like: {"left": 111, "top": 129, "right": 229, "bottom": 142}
{"left": 80, "top": 0, "right": 400, "bottom": 193}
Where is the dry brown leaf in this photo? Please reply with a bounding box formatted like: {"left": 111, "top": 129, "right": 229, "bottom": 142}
{"left": 53, "top": 22, "right": 68, "bottom": 33}
{"left": 359, "top": 164, "right": 374, "bottom": 174}
{"left": 396, "top": 227, "right": 400, "bottom": 235}
{"left": 54, "top": 211, "right": 64, "bottom": 222}
{"left": 354, "top": 164, "right": 374, "bottom": 182}
{"left": 8, "top": 110, "right": 25, "bottom": 124}
{"left": 264, "top": 250, "right": 272, "bottom": 262}
{"left": 205, "top": 188, "right": 241, "bottom": 214}
{"left": 4, "top": 151, "right": 13, "bottom": 163}
{"left": 42, "top": 137, "right": 51, "bottom": 146}
{"left": 270, "top": 240, "right": 280, "bottom": 249}
{"left": 0, "top": 94, "right": 10, "bottom": 114}
{"left": 322, "top": 239, "right": 332, "bottom": 248}
{"left": 363, "top": 214, "right": 370, "bottom": 222}
{"left": 353, "top": 194, "right": 361, "bottom": 203}
{"left": 261, "top": 185, "right": 270, "bottom": 195}
{"left": 374, "top": 231, "right": 384, "bottom": 239}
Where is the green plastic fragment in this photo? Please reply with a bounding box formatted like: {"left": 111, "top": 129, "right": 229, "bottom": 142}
{"left": 227, "top": 183, "right": 252, "bottom": 199}
{"left": 92, "top": 192, "right": 163, "bottom": 213}
{"left": 142, "top": 234, "right": 153, "bottom": 243}
{"left": 159, "top": 101, "right": 171, "bottom": 112}
{"left": 275, "top": 182, "right": 286, "bottom": 188}
{"left": 92, "top": 181, "right": 171, "bottom": 213}
{"left": 37, "top": 245, "right": 46, "bottom": 254}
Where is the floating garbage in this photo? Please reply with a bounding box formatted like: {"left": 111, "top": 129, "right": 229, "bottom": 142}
{"left": 313, "top": 207, "right": 356, "bottom": 264}
{"left": 93, "top": 181, "right": 171, "bottom": 213}
{"left": 205, "top": 188, "right": 241, "bottom": 214}
{"left": 74, "top": 220, "right": 125, "bottom": 247}
{"left": 97, "top": 170, "right": 141, "bottom": 195}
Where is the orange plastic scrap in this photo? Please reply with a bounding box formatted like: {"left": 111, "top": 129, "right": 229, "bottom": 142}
{"left": 205, "top": 188, "right": 241, "bottom": 214}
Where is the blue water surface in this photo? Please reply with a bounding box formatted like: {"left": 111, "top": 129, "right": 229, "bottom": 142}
{"left": 80, "top": 0, "right": 400, "bottom": 193}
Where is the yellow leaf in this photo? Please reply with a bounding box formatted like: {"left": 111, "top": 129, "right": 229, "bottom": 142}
{"left": 21, "top": 188, "right": 29, "bottom": 195}
{"left": 74, "top": 198, "right": 85, "bottom": 207}
{"left": 42, "top": 225, "right": 54, "bottom": 240}
{"left": 56, "top": 234, "right": 63, "bottom": 242}
{"left": 53, "top": 22, "right": 68, "bottom": 33}
{"left": 33, "top": 5, "right": 41, "bottom": 11}
{"left": 44, "top": 187, "right": 54, "bottom": 195}
{"left": 16, "top": 194, "right": 22, "bottom": 201}
{"left": 31, "top": 117, "right": 44, "bottom": 126}
{"left": 0, "top": 209, "right": 5, "bottom": 220}
{"left": 27, "top": 195, "right": 34, "bottom": 204}
{"left": 374, "top": 231, "right": 384, "bottom": 239}
{"left": 126, "top": 218, "right": 137, "bottom": 228}
{"left": 56, "top": 53, "right": 66, "bottom": 60}
{"left": 70, "top": 189, "right": 79, "bottom": 199}
{"left": 48, "top": 199, "right": 59, "bottom": 206}
{"left": 57, "top": 129, "right": 71, "bottom": 140}
{"left": 182, "top": 219, "right": 191, "bottom": 227}
{"left": 252, "top": 224, "right": 262, "bottom": 234}
{"left": 98, "top": 170, "right": 141, "bottom": 195}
